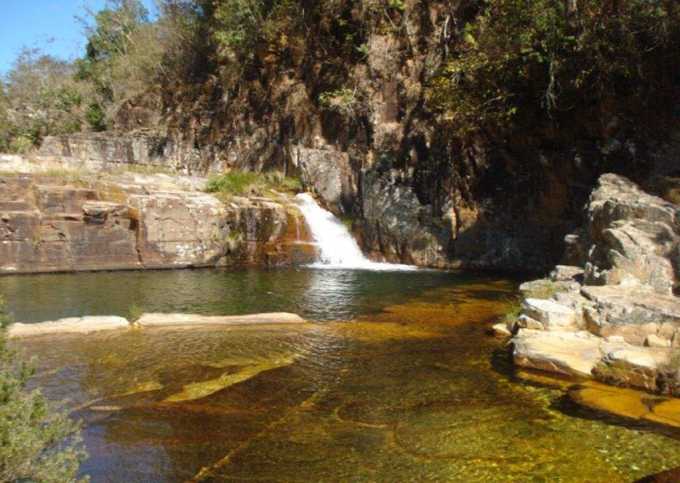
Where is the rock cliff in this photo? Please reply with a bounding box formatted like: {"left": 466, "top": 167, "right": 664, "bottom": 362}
{"left": 0, "top": 156, "right": 315, "bottom": 274}
{"left": 497, "top": 174, "right": 680, "bottom": 396}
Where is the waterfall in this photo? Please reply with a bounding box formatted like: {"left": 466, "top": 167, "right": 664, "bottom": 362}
{"left": 295, "top": 193, "right": 416, "bottom": 271}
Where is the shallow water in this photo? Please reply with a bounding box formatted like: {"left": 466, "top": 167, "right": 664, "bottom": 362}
{"left": 4, "top": 268, "right": 680, "bottom": 482}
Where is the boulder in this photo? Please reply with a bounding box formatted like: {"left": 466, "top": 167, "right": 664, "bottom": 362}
{"left": 8, "top": 316, "right": 130, "bottom": 338}
{"left": 583, "top": 174, "right": 679, "bottom": 295}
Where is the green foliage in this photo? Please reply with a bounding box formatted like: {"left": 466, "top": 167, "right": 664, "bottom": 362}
{"left": 498, "top": 296, "right": 522, "bottom": 329}
{"left": 0, "top": 296, "right": 87, "bottom": 482}
{"left": 85, "top": 103, "right": 107, "bottom": 132}
{"left": 0, "top": 49, "right": 93, "bottom": 152}
{"left": 206, "top": 170, "right": 301, "bottom": 199}
{"left": 428, "top": 0, "right": 680, "bottom": 138}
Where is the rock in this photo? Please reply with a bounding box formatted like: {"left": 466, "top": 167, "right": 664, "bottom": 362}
{"left": 583, "top": 174, "right": 679, "bottom": 295}
{"left": 516, "top": 315, "right": 544, "bottom": 331}
{"left": 136, "top": 312, "right": 306, "bottom": 328}
{"left": 8, "top": 316, "right": 130, "bottom": 338}
{"left": 0, "top": 172, "right": 315, "bottom": 274}
{"left": 490, "top": 322, "right": 512, "bottom": 337}
{"left": 637, "top": 466, "right": 680, "bottom": 483}
{"left": 512, "top": 329, "right": 602, "bottom": 377}
{"left": 360, "top": 168, "right": 451, "bottom": 267}
{"left": 646, "top": 334, "right": 672, "bottom": 348}
{"left": 581, "top": 285, "right": 680, "bottom": 345}
{"left": 550, "top": 265, "right": 584, "bottom": 282}
{"left": 595, "top": 345, "right": 672, "bottom": 391}
{"left": 521, "top": 298, "right": 579, "bottom": 330}
{"left": 38, "top": 132, "right": 200, "bottom": 172}
{"left": 569, "top": 381, "right": 680, "bottom": 430}
{"left": 292, "top": 146, "right": 356, "bottom": 213}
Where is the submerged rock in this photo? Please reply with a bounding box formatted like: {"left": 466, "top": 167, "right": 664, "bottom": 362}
{"left": 136, "top": 312, "right": 306, "bottom": 328}
{"left": 569, "top": 381, "right": 680, "bottom": 430}
{"left": 8, "top": 316, "right": 131, "bottom": 338}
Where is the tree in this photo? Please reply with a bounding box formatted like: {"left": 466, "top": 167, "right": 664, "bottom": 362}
{"left": 75, "top": 0, "right": 155, "bottom": 123}
{"left": 0, "top": 49, "right": 91, "bottom": 152}
{"left": 0, "top": 296, "right": 87, "bottom": 482}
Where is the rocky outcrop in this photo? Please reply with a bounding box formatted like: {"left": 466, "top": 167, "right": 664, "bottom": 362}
{"left": 39, "top": 132, "right": 210, "bottom": 174}
{"left": 0, "top": 161, "right": 315, "bottom": 274}
{"left": 502, "top": 174, "right": 680, "bottom": 395}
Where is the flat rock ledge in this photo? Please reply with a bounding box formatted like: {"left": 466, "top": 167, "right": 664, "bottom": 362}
{"left": 136, "top": 312, "right": 306, "bottom": 328}
{"left": 8, "top": 316, "right": 131, "bottom": 338}
{"left": 8, "top": 312, "right": 306, "bottom": 338}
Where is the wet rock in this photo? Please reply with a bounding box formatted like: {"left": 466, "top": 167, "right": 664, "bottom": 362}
{"left": 512, "top": 329, "right": 602, "bottom": 377}
{"left": 136, "top": 312, "right": 306, "bottom": 328}
{"left": 292, "top": 146, "right": 356, "bottom": 213}
{"left": 569, "top": 381, "right": 680, "bottom": 430}
{"left": 637, "top": 467, "right": 680, "bottom": 483}
{"left": 360, "top": 168, "right": 451, "bottom": 267}
{"left": 8, "top": 316, "right": 131, "bottom": 338}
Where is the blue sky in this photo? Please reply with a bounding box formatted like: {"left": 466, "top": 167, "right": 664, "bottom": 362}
{"left": 0, "top": 0, "right": 157, "bottom": 75}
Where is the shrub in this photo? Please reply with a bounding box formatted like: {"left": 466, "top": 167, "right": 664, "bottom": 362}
{"left": 0, "top": 296, "right": 87, "bottom": 482}
{"left": 205, "top": 170, "right": 301, "bottom": 199}
{"left": 128, "top": 303, "right": 144, "bottom": 323}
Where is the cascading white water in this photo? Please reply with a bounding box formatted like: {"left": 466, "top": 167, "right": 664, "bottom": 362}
{"left": 295, "top": 193, "right": 416, "bottom": 271}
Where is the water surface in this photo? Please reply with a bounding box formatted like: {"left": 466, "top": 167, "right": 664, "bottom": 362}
{"left": 3, "top": 268, "right": 680, "bottom": 482}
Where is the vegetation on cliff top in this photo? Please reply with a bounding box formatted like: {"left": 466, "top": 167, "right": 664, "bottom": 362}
{"left": 0, "top": 296, "right": 87, "bottom": 482}
{"left": 206, "top": 170, "right": 301, "bottom": 199}
{"left": 428, "top": 0, "right": 680, "bottom": 143}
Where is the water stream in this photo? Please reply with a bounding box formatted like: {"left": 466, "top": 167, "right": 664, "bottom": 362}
{"left": 295, "top": 193, "right": 415, "bottom": 271}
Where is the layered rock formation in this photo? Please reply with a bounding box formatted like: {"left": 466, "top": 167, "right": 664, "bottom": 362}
{"left": 498, "top": 174, "right": 680, "bottom": 395}
{"left": 0, "top": 157, "right": 315, "bottom": 274}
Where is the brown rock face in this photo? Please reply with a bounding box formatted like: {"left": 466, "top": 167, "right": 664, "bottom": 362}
{"left": 0, "top": 174, "right": 315, "bottom": 274}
